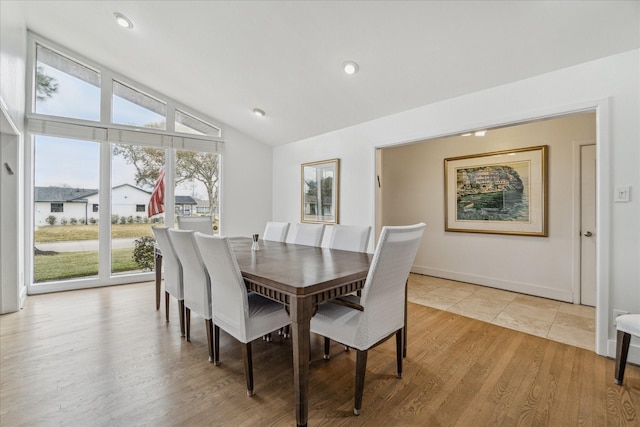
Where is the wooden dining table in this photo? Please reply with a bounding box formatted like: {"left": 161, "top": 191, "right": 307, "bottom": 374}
{"left": 155, "top": 236, "right": 373, "bottom": 427}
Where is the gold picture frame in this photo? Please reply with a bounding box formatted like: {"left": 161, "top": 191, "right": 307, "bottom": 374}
{"left": 444, "top": 145, "right": 548, "bottom": 236}
{"left": 301, "top": 158, "right": 339, "bottom": 224}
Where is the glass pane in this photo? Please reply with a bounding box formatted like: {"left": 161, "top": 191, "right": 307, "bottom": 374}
{"left": 175, "top": 150, "right": 219, "bottom": 234}
{"left": 33, "top": 135, "right": 100, "bottom": 282}
{"left": 112, "top": 81, "right": 166, "bottom": 129}
{"left": 111, "top": 144, "right": 165, "bottom": 276}
{"left": 175, "top": 109, "right": 221, "bottom": 137}
{"left": 35, "top": 44, "right": 101, "bottom": 121}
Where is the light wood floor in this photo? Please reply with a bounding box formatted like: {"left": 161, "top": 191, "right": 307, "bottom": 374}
{"left": 1, "top": 281, "right": 638, "bottom": 426}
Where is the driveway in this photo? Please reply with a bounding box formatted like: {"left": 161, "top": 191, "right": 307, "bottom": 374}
{"left": 34, "top": 238, "right": 137, "bottom": 252}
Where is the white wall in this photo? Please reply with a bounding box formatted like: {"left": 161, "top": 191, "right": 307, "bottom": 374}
{"left": 380, "top": 113, "right": 595, "bottom": 302}
{"left": 0, "top": 1, "right": 26, "bottom": 313}
{"left": 0, "top": 1, "right": 26, "bottom": 131}
{"left": 219, "top": 122, "right": 274, "bottom": 239}
{"left": 273, "top": 49, "right": 640, "bottom": 359}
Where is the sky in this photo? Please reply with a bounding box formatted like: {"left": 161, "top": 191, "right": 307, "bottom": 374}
{"left": 34, "top": 61, "right": 207, "bottom": 198}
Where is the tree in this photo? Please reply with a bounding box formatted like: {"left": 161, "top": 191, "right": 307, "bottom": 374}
{"left": 112, "top": 145, "right": 219, "bottom": 221}
{"left": 36, "top": 66, "right": 59, "bottom": 101}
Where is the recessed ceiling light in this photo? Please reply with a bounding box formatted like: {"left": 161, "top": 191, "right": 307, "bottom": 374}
{"left": 342, "top": 61, "right": 359, "bottom": 75}
{"left": 253, "top": 108, "right": 266, "bottom": 117}
{"left": 475, "top": 130, "right": 487, "bottom": 136}
{"left": 461, "top": 133, "right": 472, "bottom": 137}
{"left": 114, "top": 12, "right": 133, "bottom": 29}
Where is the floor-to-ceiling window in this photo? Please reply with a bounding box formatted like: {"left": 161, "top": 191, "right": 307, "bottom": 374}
{"left": 26, "top": 33, "right": 223, "bottom": 293}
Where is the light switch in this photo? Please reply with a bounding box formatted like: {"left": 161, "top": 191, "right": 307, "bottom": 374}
{"left": 614, "top": 185, "right": 630, "bottom": 202}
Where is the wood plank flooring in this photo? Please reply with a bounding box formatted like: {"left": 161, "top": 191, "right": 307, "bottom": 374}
{"left": 1, "top": 281, "right": 638, "bottom": 426}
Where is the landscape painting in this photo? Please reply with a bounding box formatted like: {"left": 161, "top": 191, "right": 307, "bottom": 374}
{"left": 445, "top": 146, "right": 547, "bottom": 236}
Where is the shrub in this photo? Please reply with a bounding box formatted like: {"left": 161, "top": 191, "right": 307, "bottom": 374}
{"left": 127, "top": 215, "right": 134, "bottom": 224}
{"left": 60, "top": 217, "right": 68, "bottom": 225}
{"left": 132, "top": 235, "right": 156, "bottom": 271}
{"left": 119, "top": 216, "right": 127, "bottom": 225}
{"left": 69, "top": 217, "right": 78, "bottom": 225}
{"left": 89, "top": 217, "right": 97, "bottom": 224}
{"left": 111, "top": 214, "right": 119, "bottom": 225}
{"left": 79, "top": 218, "right": 86, "bottom": 225}
{"left": 46, "top": 215, "right": 57, "bottom": 226}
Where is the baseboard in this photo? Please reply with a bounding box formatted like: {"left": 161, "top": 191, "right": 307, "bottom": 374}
{"left": 412, "top": 266, "right": 574, "bottom": 303}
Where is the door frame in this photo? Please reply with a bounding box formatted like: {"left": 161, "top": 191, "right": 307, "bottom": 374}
{"left": 372, "top": 98, "right": 611, "bottom": 356}
{"left": 572, "top": 139, "right": 596, "bottom": 304}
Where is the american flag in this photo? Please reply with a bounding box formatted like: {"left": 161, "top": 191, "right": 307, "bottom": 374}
{"left": 147, "top": 167, "right": 165, "bottom": 217}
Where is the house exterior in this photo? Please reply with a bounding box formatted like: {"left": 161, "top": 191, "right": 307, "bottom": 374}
{"left": 34, "top": 185, "right": 198, "bottom": 226}
{"left": 34, "top": 187, "right": 98, "bottom": 226}
{"left": 175, "top": 195, "right": 198, "bottom": 217}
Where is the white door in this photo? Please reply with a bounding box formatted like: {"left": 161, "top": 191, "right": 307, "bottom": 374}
{"left": 580, "top": 144, "right": 596, "bottom": 306}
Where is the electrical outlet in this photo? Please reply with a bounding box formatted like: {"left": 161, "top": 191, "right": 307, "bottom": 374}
{"left": 613, "top": 309, "right": 629, "bottom": 325}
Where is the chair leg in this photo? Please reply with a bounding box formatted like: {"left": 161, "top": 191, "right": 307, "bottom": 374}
{"left": 185, "top": 307, "right": 191, "bottom": 342}
{"left": 354, "top": 349, "right": 368, "bottom": 416}
{"left": 205, "top": 319, "right": 214, "bottom": 362}
{"left": 396, "top": 329, "right": 403, "bottom": 378}
{"left": 404, "top": 279, "right": 408, "bottom": 358}
{"left": 615, "top": 330, "right": 631, "bottom": 385}
{"left": 214, "top": 325, "right": 220, "bottom": 366}
{"left": 242, "top": 342, "right": 255, "bottom": 397}
{"left": 178, "top": 299, "right": 186, "bottom": 337}
{"left": 165, "top": 291, "right": 170, "bottom": 323}
{"left": 283, "top": 324, "right": 290, "bottom": 339}
{"left": 324, "top": 337, "right": 331, "bottom": 360}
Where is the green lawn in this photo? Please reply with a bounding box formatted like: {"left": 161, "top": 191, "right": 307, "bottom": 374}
{"left": 34, "top": 248, "right": 142, "bottom": 282}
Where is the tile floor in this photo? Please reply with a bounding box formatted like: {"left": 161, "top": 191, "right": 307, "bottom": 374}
{"left": 407, "top": 273, "right": 596, "bottom": 351}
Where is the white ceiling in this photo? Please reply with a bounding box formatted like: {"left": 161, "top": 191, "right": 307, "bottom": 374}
{"left": 7, "top": 1, "right": 640, "bottom": 146}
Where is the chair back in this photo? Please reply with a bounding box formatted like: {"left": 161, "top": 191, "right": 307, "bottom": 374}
{"left": 356, "top": 223, "right": 425, "bottom": 348}
{"left": 293, "top": 223, "right": 325, "bottom": 247}
{"left": 263, "top": 221, "right": 290, "bottom": 242}
{"left": 194, "top": 233, "right": 249, "bottom": 342}
{"left": 177, "top": 216, "right": 213, "bottom": 235}
{"left": 168, "top": 229, "right": 211, "bottom": 319}
{"left": 328, "top": 225, "right": 371, "bottom": 252}
{"left": 151, "top": 226, "right": 183, "bottom": 299}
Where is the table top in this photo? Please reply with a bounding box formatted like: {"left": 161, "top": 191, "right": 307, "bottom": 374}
{"left": 229, "top": 237, "right": 372, "bottom": 297}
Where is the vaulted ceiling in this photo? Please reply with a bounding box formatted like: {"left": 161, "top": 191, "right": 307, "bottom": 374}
{"left": 6, "top": 1, "right": 639, "bottom": 146}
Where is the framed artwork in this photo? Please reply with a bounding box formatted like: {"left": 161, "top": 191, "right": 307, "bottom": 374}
{"left": 444, "top": 145, "right": 548, "bottom": 236}
{"left": 301, "top": 158, "right": 339, "bottom": 224}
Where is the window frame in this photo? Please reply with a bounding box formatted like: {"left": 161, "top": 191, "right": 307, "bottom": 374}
{"left": 25, "top": 32, "right": 225, "bottom": 294}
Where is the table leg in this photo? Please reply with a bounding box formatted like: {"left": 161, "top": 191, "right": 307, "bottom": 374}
{"left": 155, "top": 252, "right": 162, "bottom": 310}
{"left": 290, "top": 296, "right": 314, "bottom": 427}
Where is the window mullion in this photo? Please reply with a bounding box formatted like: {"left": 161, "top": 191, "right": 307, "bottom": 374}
{"left": 98, "top": 142, "right": 112, "bottom": 280}
{"left": 101, "top": 69, "right": 114, "bottom": 124}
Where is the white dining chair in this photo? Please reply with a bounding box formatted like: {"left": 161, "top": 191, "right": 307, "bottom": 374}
{"left": 328, "top": 225, "right": 371, "bottom": 252}
{"left": 168, "top": 229, "right": 214, "bottom": 362}
{"left": 310, "top": 223, "right": 426, "bottom": 415}
{"left": 177, "top": 215, "right": 213, "bottom": 235}
{"left": 263, "top": 221, "right": 290, "bottom": 242}
{"left": 293, "top": 223, "right": 325, "bottom": 247}
{"left": 615, "top": 314, "right": 640, "bottom": 385}
{"left": 151, "top": 226, "right": 185, "bottom": 336}
{"left": 194, "top": 232, "right": 291, "bottom": 397}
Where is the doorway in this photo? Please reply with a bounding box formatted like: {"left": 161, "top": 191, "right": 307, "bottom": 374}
{"left": 376, "top": 111, "right": 597, "bottom": 305}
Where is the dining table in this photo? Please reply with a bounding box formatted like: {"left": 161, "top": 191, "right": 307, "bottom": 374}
{"left": 155, "top": 236, "right": 373, "bottom": 426}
